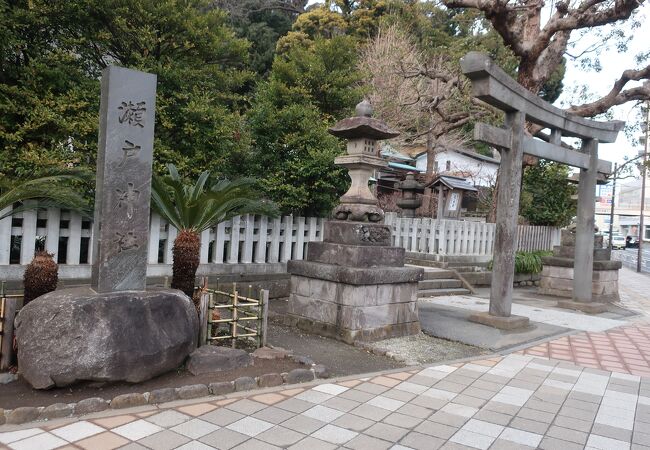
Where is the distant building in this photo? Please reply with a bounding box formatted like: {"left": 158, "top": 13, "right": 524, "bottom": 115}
{"left": 375, "top": 144, "right": 499, "bottom": 219}
{"left": 595, "top": 177, "right": 650, "bottom": 241}
{"left": 413, "top": 146, "right": 499, "bottom": 187}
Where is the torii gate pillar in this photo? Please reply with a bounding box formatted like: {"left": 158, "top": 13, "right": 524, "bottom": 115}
{"left": 460, "top": 52, "right": 623, "bottom": 329}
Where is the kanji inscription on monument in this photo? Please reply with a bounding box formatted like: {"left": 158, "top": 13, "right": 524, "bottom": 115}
{"left": 92, "top": 66, "right": 157, "bottom": 292}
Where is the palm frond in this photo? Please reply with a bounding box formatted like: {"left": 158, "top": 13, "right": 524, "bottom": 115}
{"left": 150, "top": 164, "right": 279, "bottom": 234}
{"left": 0, "top": 169, "right": 93, "bottom": 220}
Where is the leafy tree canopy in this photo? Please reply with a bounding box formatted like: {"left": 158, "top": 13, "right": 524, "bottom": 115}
{"left": 247, "top": 36, "right": 363, "bottom": 215}
{"left": 0, "top": 0, "right": 252, "bottom": 181}
{"left": 520, "top": 160, "right": 576, "bottom": 227}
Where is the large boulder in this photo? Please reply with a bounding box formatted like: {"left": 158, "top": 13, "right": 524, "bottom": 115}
{"left": 15, "top": 288, "right": 199, "bottom": 389}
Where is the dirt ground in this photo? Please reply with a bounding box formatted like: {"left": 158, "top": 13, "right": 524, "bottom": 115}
{"left": 0, "top": 358, "right": 302, "bottom": 410}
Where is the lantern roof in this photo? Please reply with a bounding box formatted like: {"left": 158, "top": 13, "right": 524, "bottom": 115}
{"left": 329, "top": 100, "right": 400, "bottom": 140}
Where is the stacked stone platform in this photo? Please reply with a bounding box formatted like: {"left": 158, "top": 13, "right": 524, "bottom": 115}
{"left": 287, "top": 221, "right": 423, "bottom": 344}
{"left": 538, "top": 230, "right": 621, "bottom": 307}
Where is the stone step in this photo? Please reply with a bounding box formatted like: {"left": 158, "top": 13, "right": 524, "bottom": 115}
{"left": 418, "top": 279, "right": 462, "bottom": 290}
{"left": 420, "top": 270, "right": 456, "bottom": 280}
{"left": 418, "top": 288, "right": 471, "bottom": 297}
{"left": 405, "top": 258, "right": 445, "bottom": 268}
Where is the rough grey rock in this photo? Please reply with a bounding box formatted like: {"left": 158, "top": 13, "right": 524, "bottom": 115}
{"left": 291, "top": 355, "right": 314, "bottom": 366}
{"left": 15, "top": 288, "right": 198, "bottom": 389}
{"left": 252, "top": 346, "right": 292, "bottom": 360}
{"left": 7, "top": 407, "right": 40, "bottom": 424}
{"left": 312, "top": 365, "right": 329, "bottom": 378}
{"left": 75, "top": 397, "right": 109, "bottom": 415}
{"left": 258, "top": 373, "right": 283, "bottom": 388}
{"left": 177, "top": 384, "right": 209, "bottom": 400}
{"left": 187, "top": 346, "right": 253, "bottom": 375}
{"left": 209, "top": 381, "right": 235, "bottom": 395}
{"left": 285, "top": 369, "right": 314, "bottom": 384}
{"left": 148, "top": 388, "right": 178, "bottom": 404}
{"left": 0, "top": 373, "right": 18, "bottom": 384}
{"left": 234, "top": 376, "right": 256, "bottom": 392}
{"left": 40, "top": 403, "right": 72, "bottom": 420}
{"left": 111, "top": 393, "right": 147, "bottom": 409}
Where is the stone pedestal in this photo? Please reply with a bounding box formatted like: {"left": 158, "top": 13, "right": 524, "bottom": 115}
{"left": 539, "top": 230, "right": 621, "bottom": 313}
{"left": 287, "top": 221, "right": 423, "bottom": 344}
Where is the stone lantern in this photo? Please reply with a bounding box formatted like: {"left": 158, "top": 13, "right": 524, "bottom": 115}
{"left": 286, "top": 100, "right": 423, "bottom": 344}
{"left": 396, "top": 173, "right": 424, "bottom": 218}
{"left": 329, "top": 99, "right": 399, "bottom": 223}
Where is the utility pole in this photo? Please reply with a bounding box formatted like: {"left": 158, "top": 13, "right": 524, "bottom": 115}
{"left": 638, "top": 103, "right": 649, "bottom": 273}
{"left": 609, "top": 162, "right": 617, "bottom": 249}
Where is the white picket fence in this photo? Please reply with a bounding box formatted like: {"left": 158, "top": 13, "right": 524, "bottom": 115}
{"left": 0, "top": 206, "right": 560, "bottom": 269}
{"left": 384, "top": 213, "right": 560, "bottom": 255}
{"left": 0, "top": 205, "right": 324, "bottom": 267}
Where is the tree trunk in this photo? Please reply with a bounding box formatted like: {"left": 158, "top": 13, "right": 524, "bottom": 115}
{"left": 172, "top": 229, "right": 201, "bottom": 298}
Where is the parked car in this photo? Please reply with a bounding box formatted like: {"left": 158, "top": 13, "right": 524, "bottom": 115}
{"left": 611, "top": 235, "right": 626, "bottom": 250}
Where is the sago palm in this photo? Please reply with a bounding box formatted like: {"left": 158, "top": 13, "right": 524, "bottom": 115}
{"left": 0, "top": 169, "right": 92, "bottom": 220}
{"left": 151, "top": 164, "right": 279, "bottom": 298}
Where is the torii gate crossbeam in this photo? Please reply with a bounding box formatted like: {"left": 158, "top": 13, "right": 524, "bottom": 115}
{"left": 460, "top": 52, "right": 625, "bottom": 329}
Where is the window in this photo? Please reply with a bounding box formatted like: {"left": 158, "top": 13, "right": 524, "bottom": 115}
{"left": 645, "top": 225, "right": 650, "bottom": 240}
{"left": 445, "top": 160, "right": 451, "bottom": 171}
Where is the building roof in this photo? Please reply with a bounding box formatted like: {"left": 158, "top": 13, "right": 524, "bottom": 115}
{"left": 388, "top": 162, "right": 424, "bottom": 172}
{"left": 415, "top": 146, "right": 500, "bottom": 165}
{"left": 428, "top": 175, "right": 478, "bottom": 192}
{"left": 380, "top": 145, "right": 415, "bottom": 162}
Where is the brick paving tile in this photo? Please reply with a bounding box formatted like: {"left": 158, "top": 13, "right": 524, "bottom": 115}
{"left": 523, "top": 321, "right": 650, "bottom": 376}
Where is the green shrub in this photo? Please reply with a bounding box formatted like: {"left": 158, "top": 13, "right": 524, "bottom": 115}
{"left": 488, "top": 250, "right": 552, "bottom": 274}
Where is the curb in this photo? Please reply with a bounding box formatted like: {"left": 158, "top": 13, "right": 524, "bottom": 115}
{"left": 1, "top": 357, "right": 329, "bottom": 426}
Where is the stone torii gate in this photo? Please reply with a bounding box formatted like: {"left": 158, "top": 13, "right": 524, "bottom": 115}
{"left": 460, "top": 52, "right": 624, "bottom": 329}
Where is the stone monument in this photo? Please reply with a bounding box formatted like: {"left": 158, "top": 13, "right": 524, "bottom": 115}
{"left": 92, "top": 66, "right": 156, "bottom": 291}
{"left": 15, "top": 67, "right": 199, "bottom": 389}
{"left": 538, "top": 228, "right": 622, "bottom": 313}
{"left": 286, "top": 100, "right": 423, "bottom": 344}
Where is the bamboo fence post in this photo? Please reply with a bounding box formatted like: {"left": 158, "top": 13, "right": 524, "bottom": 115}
{"left": 261, "top": 289, "right": 269, "bottom": 347}
{"left": 232, "top": 282, "right": 238, "bottom": 348}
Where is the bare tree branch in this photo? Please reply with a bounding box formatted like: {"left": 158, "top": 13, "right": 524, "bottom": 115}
{"left": 568, "top": 64, "right": 650, "bottom": 116}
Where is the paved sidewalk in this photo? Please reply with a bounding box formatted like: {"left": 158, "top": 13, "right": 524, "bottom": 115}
{"left": 617, "top": 268, "right": 650, "bottom": 314}
{"left": 2, "top": 354, "right": 649, "bottom": 450}
{"left": 521, "top": 323, "right": 650, "bottom": 376}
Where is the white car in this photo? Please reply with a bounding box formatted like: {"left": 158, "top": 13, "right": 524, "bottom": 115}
{"left": 611, "top": 235, "right": 626, "bottom": 250}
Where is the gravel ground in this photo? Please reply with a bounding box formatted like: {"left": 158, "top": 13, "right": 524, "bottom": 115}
{"left": 365, "top": 332, "right": 489, "bottom": 366}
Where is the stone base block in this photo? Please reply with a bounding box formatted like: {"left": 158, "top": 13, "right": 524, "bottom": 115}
{"left": 539, "top": 261, "right": 621, "bottom": 303}
{"left": 306, "top": 241, "right": 404, "bottom": 267}
{"left": 287, "top": 264, "right": 423, "bottom": 343}
{"left": 467, "top": 312, "right": 530, "bottom": 330}
{"left": 288, "top": 260, "right": 422, "bottom": 285}
{"left": 323, "top": 221, "right": 391, "bottom": 246}
{"left": 556, "top": 300, "right": 609, "bottom": 314}
{"left": 285, "top": 315, "right": 421, "bottom": 344}
{"left": 541, "top": 256, "right": 622, "bottom": 270}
